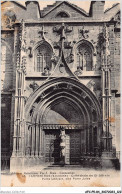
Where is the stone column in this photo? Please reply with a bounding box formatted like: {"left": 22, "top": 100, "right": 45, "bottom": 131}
{"left": 39, "top": 121, "right": 42, "bottom": 157}
{"left": 31, "top": 125, "right": 35, "bottom": 156}
{"left": 35, "top": 122, "right": 39, "bottom": 157}
{"left": 10, "top": 20, "right": 27, "bottom": 171}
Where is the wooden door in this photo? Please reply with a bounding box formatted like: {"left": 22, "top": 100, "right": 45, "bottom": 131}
{"left": 45, "top": 130, "right": 60, "bottom": 164}
{"left": 65, "top": 130, "right": 81, "bottom": 164}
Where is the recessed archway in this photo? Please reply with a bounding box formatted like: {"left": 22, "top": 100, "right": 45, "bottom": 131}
{"left": 24, "top": 77, "right": 101, "bottom": 164}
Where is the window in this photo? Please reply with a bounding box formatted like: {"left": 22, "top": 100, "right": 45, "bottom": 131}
{"left": 56, "top": 12, "right": 69, "bottom": 18}
{"left": 35, "top": 43, "right": 52, "bottom": 73}
{"left": 77, "top": 43, "right": 93, "bottom": 71}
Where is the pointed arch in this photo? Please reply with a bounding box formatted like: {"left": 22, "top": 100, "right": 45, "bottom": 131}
{"left": 33, "top": 41, "right": 53, "bottom": 73}
{"left": 76, "top": 40, "right": 94, "bottom": 71}
{"left": 25, "top": 77, "right": 101, "bottom": 122}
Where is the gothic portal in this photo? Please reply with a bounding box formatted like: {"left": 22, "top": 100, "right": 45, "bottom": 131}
{"left": 1, "top": 1, "right": 120, "bottom": 171}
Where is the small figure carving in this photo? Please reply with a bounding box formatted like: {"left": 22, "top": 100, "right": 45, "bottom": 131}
{"left": 29, "top": 81, "right": 39, "bottom": 92}
{"left": 51, "top": 53, "right": 58, "bottom": 64}
{"left": 42, "top": 67, "right": 50, "bottom": 76}
{"left": 29, "top": 105, "right": 35, "bottom": 116}
{"left": 67, "top": 84, "right": 72, "bottom": 90}
{"left": 87, "top": 80, "right": 95, "bottom": 92}
{"left": 74, "top": 67, "right": 83, "bottom": 76}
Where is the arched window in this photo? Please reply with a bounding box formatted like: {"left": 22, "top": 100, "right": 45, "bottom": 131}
{"left": 77, "top": 42, "right": 93, "bottom": 71}
{"left": 35, "top": 43, "right": 52, "bottom": 73}
{"left": 56, "top": 12, "right": 69, "bottom": 18}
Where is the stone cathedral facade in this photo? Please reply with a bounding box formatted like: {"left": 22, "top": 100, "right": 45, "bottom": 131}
{"left": 1, "top": 1, "right": 120, "bottom": 171}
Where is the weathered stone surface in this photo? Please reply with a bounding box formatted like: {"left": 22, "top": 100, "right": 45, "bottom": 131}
{"left": 1, "top": 1, "right": 120, "bottom": 170}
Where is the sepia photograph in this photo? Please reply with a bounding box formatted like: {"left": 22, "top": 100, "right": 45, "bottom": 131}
{"left": 1, "top": 0, "right": 121, "bottom": 189}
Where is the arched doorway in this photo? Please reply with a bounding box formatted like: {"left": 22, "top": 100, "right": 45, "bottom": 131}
{"left": 25, "top": 77, "right": 101, "bottom": 165}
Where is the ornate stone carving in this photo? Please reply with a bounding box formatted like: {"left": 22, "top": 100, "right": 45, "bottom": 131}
{"left": 29, "top": 105, "right": 35, "bottom": 116}
{"left": 53, "top": 42, "right": 61, "bottom": 49}
{"left": 38, "top": 25, "right": 48, "bottom": 39}
{"left": 19, "top": 20, "right": 28, "bottom": 53}
{"left": 42, "top": 67, "right": 51, "bottom": 76}
{"left": 21, "top": 56, "right": 27, "bottom": 73}
{"left": 66, "top": 84, "right": 73, "bottom": 90}
{"left": 4, "top": 10, "right": 16, "bottom": 29}
{"left": 40, "top": 92, "right": 45, "bottom": 101}
{"left": 80, "top": 91, "right": 87, "bottom": 98}
{"left": 65, "top": 25, "right": 73, "bottom": 33}
{"left": 51, "top": 53, "right": 58, "bottom": 64}
{"left": 87, "top": 80, "right": 95, "bottom": 92}
{"left": 79, "top": 26, "right": 89, "bottom": 39}
{"left": 53, "top": 85, "right": 59, "bottom": 91}
{"left": 29, "top": 81, "right": 39, "bottom": 92}
{"left": 16, "top": 52, "right": 20, "bottom": 69}
{"left": 64, "top": 41, "right": 72, "bottom": 49}
{"left": 59, "top": 63, "right": 65, "bottom": 73}
{"left": 53, "top": 24, "right": 73, "bottom": 34}
{"left": 65, "top": 53, "right": 74, "bottom": 63}
{"left": 74, "top": 67, "right": 83, "bottom": 76}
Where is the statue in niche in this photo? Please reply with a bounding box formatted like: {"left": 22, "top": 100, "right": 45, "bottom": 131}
{"left": 59, "top": 128, "right": 66, "bottom": 165}
{"left": 51, "top": 53, "right": 58, "bottom": 70}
